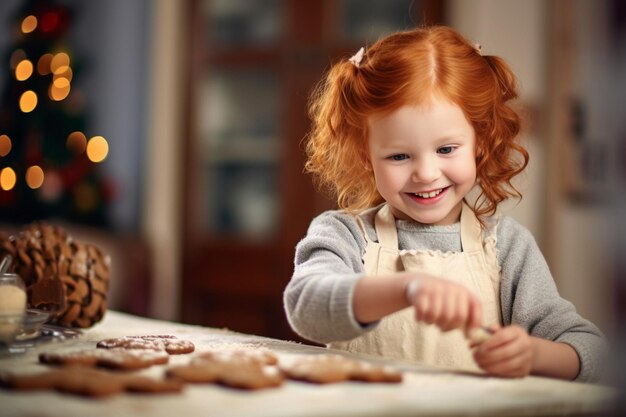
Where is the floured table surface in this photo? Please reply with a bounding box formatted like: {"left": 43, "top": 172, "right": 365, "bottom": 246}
{"left": 0, "top": 311, "right": 617, "bottom": 417}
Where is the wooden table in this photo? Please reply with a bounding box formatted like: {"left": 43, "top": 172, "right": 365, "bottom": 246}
{"left": 0, "top": 311, "right": 617, "bottom": 417}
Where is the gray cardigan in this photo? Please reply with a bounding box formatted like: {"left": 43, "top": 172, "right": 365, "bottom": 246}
{"left": 284, "top": 205, "right": 607, "bottom": 382}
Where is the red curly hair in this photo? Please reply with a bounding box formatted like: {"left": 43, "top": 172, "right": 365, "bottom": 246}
{"left": 305, "top": 26, "right": 529, "bottom": 221}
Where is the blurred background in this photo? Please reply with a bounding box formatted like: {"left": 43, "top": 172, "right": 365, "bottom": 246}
{"left": 0, "top": 0, "right": 623, "bottom": 356}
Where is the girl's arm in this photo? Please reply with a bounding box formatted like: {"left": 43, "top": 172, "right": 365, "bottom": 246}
{"left": 284, "top": 211, "right": 376, "bottom": 344}
{"left": 352, "top": 273, "right": 413, "bottom": 323}
{"left": 354, "top": 272, "right": 484, "bottom": 332}
{"left": 531, "top": 337, "right": 580, "bottom": 380}
{"left": 496, "top": 216, "right": 607, "bottom": 382}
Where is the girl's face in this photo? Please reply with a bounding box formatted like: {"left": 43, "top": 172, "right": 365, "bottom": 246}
{"left": 367, "top": 98, "right": 476, "bottom": 225}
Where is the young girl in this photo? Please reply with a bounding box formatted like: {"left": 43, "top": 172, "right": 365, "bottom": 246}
{"left": 284, "top": 26, "right": 606, "bottom": 382}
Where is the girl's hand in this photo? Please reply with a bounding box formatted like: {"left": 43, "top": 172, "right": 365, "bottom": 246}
{"left": 406, "top": 275, "right": 483, "bottom": 333}
{"left": 472, "top": 324, "right": 534, "bottom": 378}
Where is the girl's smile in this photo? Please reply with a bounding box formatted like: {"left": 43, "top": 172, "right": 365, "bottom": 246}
{"left": 406, "top": 185, "right": 451, "bottom": 205}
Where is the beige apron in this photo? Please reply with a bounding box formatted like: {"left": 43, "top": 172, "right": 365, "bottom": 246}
{"left": 329, "top": 202, "right": 501, "bottom": 372}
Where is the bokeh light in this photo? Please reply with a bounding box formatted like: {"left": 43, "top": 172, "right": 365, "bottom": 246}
{"left": 21, "top": 15, "right": 37, "bottom": 34}
{"left": 50, "top": 52, "right": 70, "bottom": 74}
{"left": 10, "top": 49, "right": 26, "bottom": 70}
{"left": 25, "top": 165, "right": 44, "bottom": 189}
{"left": 54, "top": 66, "right": 73, "bottom": 82}
{"left": 49, "top": 79, "right": 70, "bottom": 101}
{"left": 0, "top": 167, "right": 17, "bottom": 191}
{"left": 86, "top": 136, "right": 109, "bottom": 163}
{"left": 19, "top": 90, "right": 38, "bottom": 112}
{"left": 39, "top": 170, "right": 62, "bottom": 201}
{"left": 37, "top": 53, "right": 53, "bottom": 75}
{"left": 40, "top": 11, "right": 58, "bottom": 33}
{"left": 66, "top": 131, "right": 87, "bottom": 154}
{"left": 15, "top": 59, "right": 33, "bottom": 81}
{"left": 0, "top": 135, "right": 11, "bottom": 157}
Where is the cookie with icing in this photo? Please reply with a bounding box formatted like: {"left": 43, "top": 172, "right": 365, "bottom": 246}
{"left": 97, "top": 335, "right": 195, "bottom": 354}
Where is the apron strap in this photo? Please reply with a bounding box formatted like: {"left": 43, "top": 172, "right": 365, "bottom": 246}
{"left": 354, "top": 214, "right": 373, "bottom": 245}
{"left": 460, "top": 202, "right": 483, "bottom": 252}
{"left": 374, "top": 204, "right": 399, "bottom": 249}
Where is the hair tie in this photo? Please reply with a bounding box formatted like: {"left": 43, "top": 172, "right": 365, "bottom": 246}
{"left": 349, "top": 47, "right": 365, "bottom": 68}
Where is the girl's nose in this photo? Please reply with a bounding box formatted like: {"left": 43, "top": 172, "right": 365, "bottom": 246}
{"left": 411, "top": 157, "right": 440, "bottom": 184}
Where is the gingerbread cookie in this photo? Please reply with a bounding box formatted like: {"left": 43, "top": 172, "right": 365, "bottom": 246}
{"left": 0, "top": 368, "right": 183, "bottom": 397}
{"left": 97, "top": 335, "right": 195, "bottom": 354}
{"left": 167, "top": 361, "right": 283, "bottom": 390}
{"left": 166, "top": 347, "right": 283, "bottom": 390}
{"left": 279, "top": 354, "right": 402, "bottom": 384}
{"left": 192, "top": 347, "right": 278, "bottom": 366}
{"left": 39, "top": 348, "right": 169, "bottom": 370}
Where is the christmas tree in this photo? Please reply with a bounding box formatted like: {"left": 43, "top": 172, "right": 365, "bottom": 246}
{"left": 0, "top": 0, "right": 113, "bottom": 226}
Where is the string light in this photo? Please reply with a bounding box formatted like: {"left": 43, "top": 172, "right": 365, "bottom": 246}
{"left": 86, "top": 136, "right": 109, "bottom": 163}
{"left": 49, "top": 77, "right": 71, "bottom": 101}
{"left": 10, "top": 49, "right": 26, "bottom": 70}
{"left": 66, "top": 131, "right": 87, "bottom": 154}
{"left": 21, "top": 15, "right": 38, "bottom": 34}
{"left": 25, "top": 165, "right": 44, "bottom": 189}
{"left": 40, "top": 11, "right": 59, "bottom": 33}
{"left": 39, "top": 170, "right": 62, "bottom": 201}
{"left": 15, "top": 59, "right": 33, "bottom": 81}
{"left": 19, "top": 90, "right": 38, "bottom": 113}
{"left": 0, "top": 167, "right": 17, "bottom": 191}
{"left": 0, "top": 135, "right": 11, "bottom": 157}
{"left": 54, "top": 66, "right": 73, "bottom": 82}
{"left": 50, "top": 52, "right": 70, "bottom": 74}
{"left": 37, "top": 53, "right": 53, "bottom": 75}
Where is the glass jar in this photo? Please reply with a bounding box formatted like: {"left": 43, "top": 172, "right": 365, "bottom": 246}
{"left": 0, "top": 272, "right": 27, "bottom": 345}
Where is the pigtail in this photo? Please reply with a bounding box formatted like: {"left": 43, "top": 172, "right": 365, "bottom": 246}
{"left": 483, "top": 55, "right": 518, "bottom": 102}
{"left": 473, "top": 55, "right": 529, "bottom": 219}
{"left": 305, "top": 59, "right": 380, "bottom": 211}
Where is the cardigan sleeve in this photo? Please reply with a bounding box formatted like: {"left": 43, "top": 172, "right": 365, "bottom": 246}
{"left": 283, "top": 210, "right": 377, "bottom": 344}
{"left": 496, "top": 216, "right": 608, "bottom": 382}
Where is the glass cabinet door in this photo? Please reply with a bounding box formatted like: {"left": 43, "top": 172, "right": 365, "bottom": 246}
{"left": 338, "top": 0, "right": 425, "bottom": 42}
{"left": 196, "top": 0, "right": 284, "bottom": 239}
{"left": 204, "top": 0, "right": 283, "bottom": 46}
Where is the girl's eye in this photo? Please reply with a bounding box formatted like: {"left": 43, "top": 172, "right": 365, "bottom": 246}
{"left": 437, "top": 146, "right": 455, "bottom": 155}
{"left": 390, "top": 154, "right": 408, "bottom": 161}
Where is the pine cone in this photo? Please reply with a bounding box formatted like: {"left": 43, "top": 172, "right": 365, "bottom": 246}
{"left": 0, "top": 223, "right": 110, "bottom": 328}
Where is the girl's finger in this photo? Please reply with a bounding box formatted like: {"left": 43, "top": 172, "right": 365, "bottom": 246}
{"left": 415, "top": 292, "right": 430, "bottom": 321}
{"left": 480, "top": 326, "right": 521, "bottom": 351}
{"left": 467, "top": 295, "right": 483, "bottom": 330}
{"left": 438, "top": 291, "right": 457, "bottom": 331}
{"left": 425, "top": 290, "right": 443, "bottom": 324}
{"left": 475, "top": 340, "right": 525, "bottom": 366}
